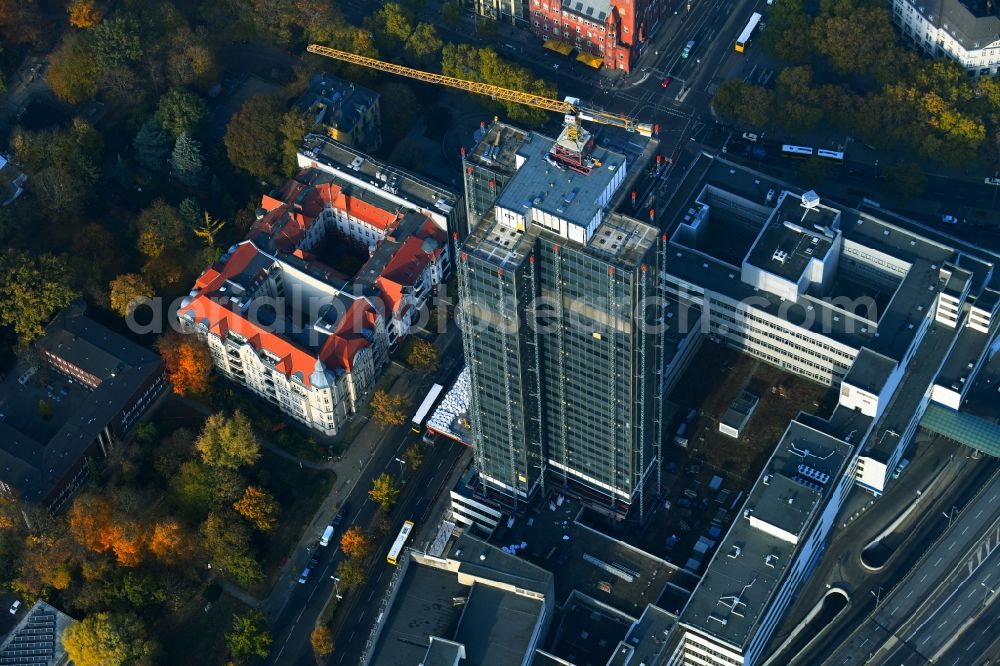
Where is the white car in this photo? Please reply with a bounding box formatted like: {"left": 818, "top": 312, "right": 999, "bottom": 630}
{"left": 9, "top": 600, "right": 21, "bottom": 614}
{"left": 941, "top": 214, "right": 958, "bottom": 224}
{"left": 348, "top": 156, "right": 364, "bottom": 171}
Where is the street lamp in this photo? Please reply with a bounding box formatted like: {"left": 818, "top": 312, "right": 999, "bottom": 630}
{"left": 395, "top": 457, "right": 406, "bottom": 480}
{"left": 330, "top": 575, "right": 343, "bottom": 600}
{"left": 870, "top": 587, "right": 883, "bottom": 606}
{"left": 982, "top": 581, "right": 996, "bottom": 607}
{"left": 943, "top": 506, "right": 958, "bottom": 527}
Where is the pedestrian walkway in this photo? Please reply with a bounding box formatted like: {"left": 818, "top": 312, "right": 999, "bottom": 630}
{"left": 260, "top": 324, "right": 464, "bottom": 617}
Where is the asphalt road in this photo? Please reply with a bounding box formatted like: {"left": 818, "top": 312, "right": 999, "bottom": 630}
{"left": 266, "top": 342, "right": 467, "bottom": 665}
{"left": 323, "top": 441, "right": 467, "bottom": 666}
{"left": 821, "top": 468, "right": 1000, "bottom": 665}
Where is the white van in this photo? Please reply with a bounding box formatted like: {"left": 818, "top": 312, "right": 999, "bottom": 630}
{"left": 320, "top": 525, "right": 334, "bottom": 547}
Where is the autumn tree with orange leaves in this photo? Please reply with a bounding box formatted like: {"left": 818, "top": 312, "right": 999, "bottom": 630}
{"left": 157, "top": 330, "right": 213, "bottom": 396}
{"left": 67, "top": 0, "right": 102, "bottom": 28}
{"left": 339, "top": 527, "right": 373, "bottom": 560}
{"left": 233, "top": 486, "right": 279, "bottom": 532}
{"left": 67, "top": 493, "right": 114, "bottom": 553}
{"left": 149, "top": 517, "right": 195, "bottom": 563}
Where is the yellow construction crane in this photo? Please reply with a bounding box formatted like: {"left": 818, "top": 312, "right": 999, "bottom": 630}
{"left": 306, "top": 44, "right": 654, "bottom": 137}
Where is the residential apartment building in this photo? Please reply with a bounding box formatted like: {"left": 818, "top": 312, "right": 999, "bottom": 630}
{"left": 297, "top": 73, "right": 381, "bottom": 151}
{"left": 458, "top": 120, "right": 671, "bottom": 517}
{"left": 529, "top": 0, "right": 667, "bottom": 72}
{"left": 180, "top": 168, "right": 450, "bottom": 437}
{"left": 0, "top": 302, "right": 166, "bottom": 511}
{"left": 891, "top": 0, "right": 1000, "bottom": 76}
{"left": 298, "top": 132, "right": 467, "bottom": 239}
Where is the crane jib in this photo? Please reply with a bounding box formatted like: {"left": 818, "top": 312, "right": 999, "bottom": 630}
{"left": 305, "top": 44, "right": 653, "bottom": 136}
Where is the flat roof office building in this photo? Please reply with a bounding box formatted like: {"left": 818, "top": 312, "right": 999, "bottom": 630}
{"left": 457, "top": 121, "right": 671, "bottom": 517}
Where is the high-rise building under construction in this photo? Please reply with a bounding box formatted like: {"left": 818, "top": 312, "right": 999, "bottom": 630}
{"left": 457, "top": 120, "right": 670, "bottom": 517}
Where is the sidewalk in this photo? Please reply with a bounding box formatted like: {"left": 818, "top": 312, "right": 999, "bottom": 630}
{"left": 261, "top": 323, "right": 464, "bottom": 618}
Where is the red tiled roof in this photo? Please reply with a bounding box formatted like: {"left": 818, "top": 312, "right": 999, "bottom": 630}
{"left": 183, "top": 294, "right": 322, "bottom": 386}
{"left": 194, "top": 243, "right": 261, "bottom": 291}
{"left": 381, "top": 236, "right": 431, "bottom": 286}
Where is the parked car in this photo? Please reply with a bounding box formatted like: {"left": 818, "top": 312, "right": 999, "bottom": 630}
{"left": 298, "top": 568, "right": 311, "bottom": 584}
{"left": 9, "top": 600, "right": 21, "bottom": 614}
{"left": 332, "top": 507, "right": 346, "bottom": 527}
{"left": 661, "top": 76, "right": 672, "bottom": 88}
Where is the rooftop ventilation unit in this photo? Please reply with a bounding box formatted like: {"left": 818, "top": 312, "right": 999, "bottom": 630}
{"left": 801, "top": 190, "right": 820, "bottom": 209}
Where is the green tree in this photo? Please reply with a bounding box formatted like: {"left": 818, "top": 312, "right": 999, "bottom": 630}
{"left": 403, "top": 22, "right": 443, "bottom": 66}
{"left": 109, "top": 273, "right": 154, "bottom": 317}
{"left": 335, "top": 558, "right": 367, "bottom": 589}
{"left": 133, "top": 119, "right": 171, "bottom": 171}
{"left": 812, "top": 8, "right": 896, "bottom": 76}
{"left": 366, "top": 2, "right": 414, "bottom": 50}
{"left": 369, "top": 390, "right": 409, "bottom": 428}
{"left": 402, "top": 443, "right": 425, "bottom": 471}
{"left": 171, "top": 132, "right": 205, "bottom": 186}
{"left": 883, "top": 161, "right": 927, "bottom": 199}
{"left": 225, "top": 96, "right": 284, "bottom": 180}
{"left": 179, "top": 198, "right": 202, "bottom": 228}
{"left": 406, "top": 338, "right": 438, "bottom": 373}
{"left": 91, "top": 14, "right": 142, "bottom": 69}
{"left": 279, "top": 110, "right": 309, "bottom": 174}
{"left": 0, "top": 251, "right": 78, "bottom": 343}
{"left": 759, "top": 0, "right": 813, "bottom": 64}
{"left": 46, "top": 34, "right": 99, "bottom": 104}
{"left": 136, "top": 200, "right": 186, "bottom": 259}
{"left": 440, "top": 44, "right": 556, "bottom": 127}
{"left": 369, "top": 473, "right": 401, "bottom": 512}
{"left": 156, "top": 88, "right": 208, "bottom": 138}
{"left": 226, "top": 610, "right": 272, "bottom": 663}
{"left": 61, "top": 611, "right": 157, "bottom": 666}
{"left": 38, "top": 399, "right": 52, "bottom": 420}
{"left": 203, "top": 510, "right": 263, "bottom": 587}
{"left": 196, "top": 411, "right": 261, "bottom": 470}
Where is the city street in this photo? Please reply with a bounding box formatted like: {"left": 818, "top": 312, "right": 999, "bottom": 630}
{"left": 264, "top": 327, "right": 468, "bottom": 666}
{"left": 820, "top": 466, "right": 1000, "bottom": 665}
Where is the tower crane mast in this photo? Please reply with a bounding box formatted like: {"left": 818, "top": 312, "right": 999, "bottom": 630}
{"left": 306, "top": 44, "right": 654, "bottom": 137}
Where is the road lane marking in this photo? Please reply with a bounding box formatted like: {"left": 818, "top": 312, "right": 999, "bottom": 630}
{"left": 906, "top": 590, "right": 914, "bottom": 599}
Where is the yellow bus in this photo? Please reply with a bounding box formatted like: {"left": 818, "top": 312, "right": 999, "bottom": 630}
{"left": 386, "top": 520, "right": 414, "bottom": 565}
{"left": 735, "top": 13, "right": 762, "bottom": 53}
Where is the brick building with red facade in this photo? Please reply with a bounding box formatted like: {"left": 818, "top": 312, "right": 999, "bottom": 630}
{"left": 528, "top": 0, "right": 667, "bottom": 73}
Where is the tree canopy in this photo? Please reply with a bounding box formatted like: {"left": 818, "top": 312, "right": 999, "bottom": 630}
{"left": 156, "top": 330, "right": 213, "bottom": 396}
{"left": 61, "top": 611, "right": 157, "bottom": 666}
{"left": 369, "top": 389, "right": 409, "bottom": 428}
{"left": 0, "top": 251, "right": 78, "bottom": 343}
{"left": 195, "top": 411, "right": 262, "bottom": 470}
{"left": 441, "top": 44, "right": 556, "bottom": 127}
{"left": 226, "top": 610, "right": 272, "bottom": 663}
{"left": 369, "top": 473, "right": 401, "bottom": 512}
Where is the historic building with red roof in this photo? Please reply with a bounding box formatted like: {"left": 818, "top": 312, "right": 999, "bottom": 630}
{"left": 178, "top": 168, "right": 451, "bottom": 437}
